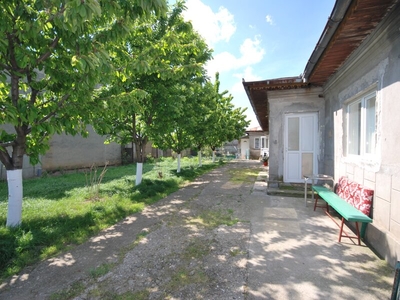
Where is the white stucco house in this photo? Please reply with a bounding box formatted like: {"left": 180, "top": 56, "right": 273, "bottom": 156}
{"left": 243, "top": 0, "right": 400, "bottom": 267}
{"left": 239, "top": 127, "right": 269, "bottom": 160}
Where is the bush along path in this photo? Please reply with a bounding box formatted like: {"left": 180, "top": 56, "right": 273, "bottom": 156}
{"left": 0, "top": 161, "right": 260, "bottom": 299}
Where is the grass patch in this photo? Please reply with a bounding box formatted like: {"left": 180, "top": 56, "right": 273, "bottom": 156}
{"left": 166, "top": 267, "right": 209, "bottom": 292}
{"left": 89, "top": 263, "right": 112, "bottom": 279}
{"left": 49, "top": 281, "right": 86, "bottom": 300}
{"left": 117, "top": 290, "right": 151, "bottom": 300}
{"left": 228, "top": 168, "right": 259, "bottom": 183}
{"left": 182, "top": 238, "right": 211, "bottom": 260}
{"left": 229, "top": 247, "right": 246, "bottom": 257}
{"left": 188, "top": 209, "right": 239, "bottom": 229}
{"left": 0, "top": 157, "right": 223, "bottom": 280}
{"left": 87, "top": 289, "right": 151, "bottom": 300}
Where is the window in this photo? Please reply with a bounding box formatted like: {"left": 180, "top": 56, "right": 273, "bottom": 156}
{"left": 254, "top": 136, "right": 268, "bottom": 149}
{"left": 261, "top": 137, "right": 268, "bottom": 149}
{"left": 346, "top": 92, "right": 376, "bottom": 156}
{"left": 254, "top": 137, "right": 260, "bottom": 149}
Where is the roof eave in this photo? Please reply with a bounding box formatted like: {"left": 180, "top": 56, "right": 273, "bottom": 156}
{"left": 302, "top": 0, "right": 352, "bottom": 82}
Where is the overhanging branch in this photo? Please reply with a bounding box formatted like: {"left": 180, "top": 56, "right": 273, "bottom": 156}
{"left": 0, "top": 147, "right": 13, "bottom": 170}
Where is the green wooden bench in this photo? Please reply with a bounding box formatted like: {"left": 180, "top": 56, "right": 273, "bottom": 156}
{"left": 312, "top": 183, "right": 373, "bottom": 245}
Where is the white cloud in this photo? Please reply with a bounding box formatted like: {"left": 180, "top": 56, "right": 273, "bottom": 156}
{"left": 206, "top": 52, "right": 236, "bottom": 76}
{"left": 181, "top": 0, "right": 264, "bottom": 129}
{"left": 265, "top": 14, "right": 274, "bottom": 25}
{"left": 205, "top": 36, "right": 265, "bottom": 77}
{"left": 182, "top": 1, "right": 265, "bottom": 77}
{"left": 183, "top": 0, "right": 236, "bottom": 46}
{"left": 238, "top": 36, "right": 265, "bottom": 66}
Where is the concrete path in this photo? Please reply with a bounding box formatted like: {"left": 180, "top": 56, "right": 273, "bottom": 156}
{"left": 245, "top": 162, "right": 394, "bottom": 299}
{"left": 0, "top": 160, "right": 395, "bottom": 299}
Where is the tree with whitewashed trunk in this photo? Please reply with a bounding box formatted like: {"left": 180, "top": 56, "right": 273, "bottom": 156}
{"left": 0, "top": 0, "right": 167, "bottom": 226}
{"left": 149, "top": 82, "right": 200, "bottom": 173}
{"left": 92, "top": 1, "right": 211, "bottom": 183}
{"left": 185, "top": 79, "right": 216, "bottom": 167}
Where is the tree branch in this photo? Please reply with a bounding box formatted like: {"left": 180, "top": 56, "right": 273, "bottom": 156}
{"left": 36, "top": 36, "right": 61, "bottom": 65}
{"left": 27, "top": 71, "right": 40, "bottom": 104}
{"left": 0, "top": 141, "right": 16, "bottom": 148}
{"left": 0, "top": 63, "right": 10, "bottom": 71}
{"left": 25, "top": 93, "right": 71, "bottom": 135}
{"left": 0, "top": 146, "right": 14, "bottom": 170}
{"left": 34, "top": 3, "right": 66, "bottom": 66}
{"left": 45, "top": 4, "right": 66, "bottom": 24}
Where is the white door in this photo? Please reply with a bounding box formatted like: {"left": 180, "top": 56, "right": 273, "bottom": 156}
{"left": 284, "top": 113, "right": 318, "bottom": 183}
{"left": 240, "top": 139, "right": 250, "bottom": 159}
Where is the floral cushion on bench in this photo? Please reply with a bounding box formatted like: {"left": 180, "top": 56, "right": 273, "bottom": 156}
{"left": 335, "top": 176, "right": 374, "bottom": 216}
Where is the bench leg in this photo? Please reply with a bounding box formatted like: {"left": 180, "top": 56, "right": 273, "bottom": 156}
{"left": 313, "top": 194, "right": 329, "bottom": 212}
{"left": 338, "top": 218, "right": 361, "bottom": 245}
{"left": 355, "top": 222, "right": 361, "bottom": 246}
{"left": 339, "top": 217, "right": 345, "bottom": 243}
{"left": 313, "top": 195, "right": 319, "bottom": 211}
{"left": 360, "top": 222, "right": 367, "bottom": 239}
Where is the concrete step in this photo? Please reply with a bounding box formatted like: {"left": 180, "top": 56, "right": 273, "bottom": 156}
{"left": 267, "top": 181, "right": 312, "bottom": 198}
{"left": 267, "top": 187, "right": 312, "bottom": 198}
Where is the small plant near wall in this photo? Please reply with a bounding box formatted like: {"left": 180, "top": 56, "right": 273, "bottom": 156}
{"left": 262, "top": 155, "right": 269, "bottom": 166}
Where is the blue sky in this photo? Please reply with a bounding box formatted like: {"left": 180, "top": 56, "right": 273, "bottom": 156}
{"left": 179, "top": 0, "right": 336, "bottom": 128}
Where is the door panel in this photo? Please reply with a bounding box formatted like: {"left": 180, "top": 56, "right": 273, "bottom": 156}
{"left": 301, "top": 116, "right": 314, "bottom": 152}
{"left": 301, "top": 153, "right": 313, "bottom": 177}
{"left": 284, "top": 113, "right": 318, "bottom": 183}
{"left": 288, "top": 118, "right": 300, "bottom": 151}
{"left": 287, "top": 152, "right": 300, "bottom": 179}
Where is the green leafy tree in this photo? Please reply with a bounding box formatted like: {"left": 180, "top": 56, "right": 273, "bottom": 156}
{"left": 147, "top": 79, "right": 203, "bottom": 173}
{"left": 184, "top": 79, "right": 216, "bottom": 166}
{"left": 0, "top": 0, "right": 167, "bottom": 226}
{"left": 94, "top": 1, "right": 212, "bottom": 175}
{"left": 189, "top": 73, "right": 250, "bottom": 163}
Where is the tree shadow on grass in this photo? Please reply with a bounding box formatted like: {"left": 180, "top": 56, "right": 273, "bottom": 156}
{"left": 0, "top": 205, "right": 135, "bottom": 279}
{"left": 170, "top": 164, "right": 220, "bottom": 181}
{"left": 0, "top": 177, "right": 179, "bottom": 279}
{"left": 129, "top": 178, "right": 180, "bottom": 204}
{"left": 0, "top": 163, "right": 156, "bottom": 202}
{"left": 0, "top": 162, "right": 220, "bottom": 280}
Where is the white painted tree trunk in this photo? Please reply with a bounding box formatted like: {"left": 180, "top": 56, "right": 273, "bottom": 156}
{"left": 212, "top": 151, "right": 216, "bottom": 163}
{"left": 136, "top": 162, "right": 143, "bottom": 185}
{"left": 177, "top": 153, "right": 181, "bottom": 173}
{"left": 198, "top": 151, "right": 202, "bottom": 167}
{"left": 6, "top": 169, "right": 23, "bottom": 227}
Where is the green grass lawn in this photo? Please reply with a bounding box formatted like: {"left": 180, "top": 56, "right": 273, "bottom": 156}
{"left": 0, "top": 157, "right": 223, "bottom": 280}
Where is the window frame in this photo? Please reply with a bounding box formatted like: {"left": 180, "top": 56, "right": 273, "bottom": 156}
{"left": 254, "top": 137, "right": 260, "bottom": 149}
{"left": 254, "top": 136, "right": 268, "bottom": 149}
{"left": 345, "top": 90, "right": 377, "bottom": 159}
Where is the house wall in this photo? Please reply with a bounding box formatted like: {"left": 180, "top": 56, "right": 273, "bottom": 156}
{"left": 267, "top": 87, "right": 324, "bottom": 184}
{"left": 322, "top": 3, "right": 400, "bottom": 267}
{"left": 241, "top": 131, "right": 268, "bottom": 160}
